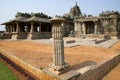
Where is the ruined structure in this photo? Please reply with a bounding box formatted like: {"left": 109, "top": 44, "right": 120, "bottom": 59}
{"left": 1, "top": 12, "right": 52, "bottom": 40}
{"left": 1, "top": 3, "right": 120, "bottom": 39}
{"left": 63, "top": 3, "right": 120, "bottom": 39}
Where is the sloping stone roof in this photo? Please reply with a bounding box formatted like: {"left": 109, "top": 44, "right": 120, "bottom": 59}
{"left": 1, "top": 12, "right": 51, "bottom": 25}
{"left": 1, "top": 16, "right": 50, "bottom": 25}
{"left": 26, "top": 16, "right": 50, "bottom": 22}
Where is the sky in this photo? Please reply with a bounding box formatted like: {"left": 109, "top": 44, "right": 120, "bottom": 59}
{"left": 0, "top": 0, "right": 120, "bottom": 31}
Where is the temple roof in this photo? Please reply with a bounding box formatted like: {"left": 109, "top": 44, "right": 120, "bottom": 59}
{"left": 26, "top": 16, "right": 50, "bottom": 22}
{"left": 1, "top": 12, "right": 51, "bottom": 25}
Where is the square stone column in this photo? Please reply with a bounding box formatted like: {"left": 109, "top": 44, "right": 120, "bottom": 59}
{"left": 94, "top": 22, "right": 98, "bottom": 34}
{"left": 16, "top": 22, "right": 19, "bottom": 33}
{"left": 30, "top": 22, "right": 34, "bottom": 33}
{"left": 27, "top": 22, "right": 34, "bottom": 39}
{"left": 82, "top": 23, "right": 86, "bottom": 35}
{"left": 74, "top": 22, "right": 78, "bottom": 31}
{"left": 76, "top": 22, "right": 82, "bottom": 37}
{"left": 11, "top": 22, "right": 20, "bottom": 40}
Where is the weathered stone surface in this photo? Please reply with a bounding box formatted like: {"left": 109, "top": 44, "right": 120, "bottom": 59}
{"left": 48, "top": 17, "right": 69, "bottom": 73}
{"left": 58, "top": 70, "right": 80, "bottom": 80}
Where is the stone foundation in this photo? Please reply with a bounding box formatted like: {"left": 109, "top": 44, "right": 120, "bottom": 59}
{"left": 78, "top": 53, "right": 120, "bottom": 80}
{"left": 0, "top": 49, "right": 57, "bottom": 80}
{"left": 0, "top": 33, "right": 11, "bottom": 39}
{"left": 9, "top": 32, "right": 52, "bottom": 40}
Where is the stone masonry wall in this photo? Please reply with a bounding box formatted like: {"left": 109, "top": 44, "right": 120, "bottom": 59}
{"left": 78, "top": 53, "right": 120, "bottom": 80}
{"left": 0, "top": 49, "right": 57, "bottom": 80}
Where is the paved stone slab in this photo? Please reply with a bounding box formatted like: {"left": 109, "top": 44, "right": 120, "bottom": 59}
{"left": 58, "top": 70, "right": 80, "bottom": 80}
{"left": 96, "top": 39, "right": 119, "bottom": 48}
{"left": 76, "top": 65, "right": 95, "bottom": 74}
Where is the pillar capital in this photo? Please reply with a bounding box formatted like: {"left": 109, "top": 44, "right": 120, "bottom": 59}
{"left": 15, "top": 21, "right": 19, "bottom": 24}
{"left": 94, "top": 21, "right": 98, "bottom": 24}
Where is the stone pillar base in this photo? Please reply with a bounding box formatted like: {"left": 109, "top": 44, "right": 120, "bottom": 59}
{"left": 27, "top": 33, "right": 37, "bottom": 40}
{"left": 43, "top": 68, "right": 80, "bottom": 80}
{"left": 48, "top": 63, "right": 70, "bottom": 75}
{"left": 11, "top": 33, "right": 19, "bottom": 40}
{"left": 27, "top": 33, "right": 33, "bottom": 40}
{"left": 43, "top": 63, "right": 70, "bottom": 75}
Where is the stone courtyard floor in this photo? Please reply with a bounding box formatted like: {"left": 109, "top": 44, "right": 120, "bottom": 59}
{"left": 0, "top": 39, "right": 120, "bottom": 80}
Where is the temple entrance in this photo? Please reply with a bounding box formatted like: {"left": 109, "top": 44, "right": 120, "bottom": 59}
{"left": 85, "top": 21, "right": 95, "bottom": 34}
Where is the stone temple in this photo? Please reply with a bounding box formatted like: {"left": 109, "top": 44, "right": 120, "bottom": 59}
{"left": 1, "top": 3, "right": 120, "bottom": 40}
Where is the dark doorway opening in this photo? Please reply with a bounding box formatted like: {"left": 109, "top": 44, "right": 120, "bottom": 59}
{"left": 85, "top": 21, "right": 95, "bottom": 34}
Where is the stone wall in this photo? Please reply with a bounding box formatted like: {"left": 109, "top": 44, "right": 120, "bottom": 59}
{"left": 27, "top": 32, "right": 52, "bottom": 39}
{"left": 0, "top": 49, "right": 57, "bottom": 80}
{"left": 11, "top": 32, "right": 52, "bottom": 40}
{"left": 0, "top": 33, "right": 11, "bottom": 39}
{"left": 18, "top": 32, "right": 27, "bottom": 39}
{"left": 78, "top": 53, "right": 120, "bottom": 80}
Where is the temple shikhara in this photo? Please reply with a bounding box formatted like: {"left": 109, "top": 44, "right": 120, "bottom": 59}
{"left": 1, "top": 3, "right": 120, "bottom": 40}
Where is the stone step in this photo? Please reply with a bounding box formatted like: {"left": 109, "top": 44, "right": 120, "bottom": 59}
{"left": 97, "top": 39, "right": 119, "bottom": 48}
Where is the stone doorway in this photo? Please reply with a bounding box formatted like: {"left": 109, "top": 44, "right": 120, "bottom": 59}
{"left": 85, "top": 21, "right": 95, "bottom": 34}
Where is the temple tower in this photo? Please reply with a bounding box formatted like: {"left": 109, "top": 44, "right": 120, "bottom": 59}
{"left": 70, "top": 2, "right": 82, "bottom": 18}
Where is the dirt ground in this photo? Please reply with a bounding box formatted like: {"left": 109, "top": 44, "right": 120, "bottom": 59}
{"left": 0, "top": 40, "right": 120, "bottom": 80}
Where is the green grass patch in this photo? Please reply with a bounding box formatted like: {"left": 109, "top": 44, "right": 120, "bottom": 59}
{"left": 0, "top": 61, "right": 18, "bottom": 80}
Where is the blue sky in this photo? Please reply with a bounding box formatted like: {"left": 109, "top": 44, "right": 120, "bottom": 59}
{"left": 0, "top": 0, "right": 120, "bottom": 31}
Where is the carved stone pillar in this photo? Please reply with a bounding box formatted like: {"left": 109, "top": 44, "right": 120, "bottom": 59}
{"left": 78, "top": 22, "right": 82, "bottom": 34}
{"left": 16, "top": 22, "right": 19, "bottom": 33}
{"left": 82, "top": 23, "right": 86, "bottom": 34}
{"left": 30, "top": 22, "right": 34, "bottom": 33}
{"left": 12, "top": 24, "right": 16, "bottom": 32}
{"left": 94, "top": 22, "right": 98, "bottom": 34}
{"left": 48, "top": 17, "right": 69, "bottom": 75}
{"left": 75, "top": 22, "right": 82, "bottom": 37}
{"left": 74, "top": 22, "right": 78, "bottom": 31}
